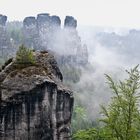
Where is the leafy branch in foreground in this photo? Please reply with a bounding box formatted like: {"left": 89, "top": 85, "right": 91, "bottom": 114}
{"left": 101, "top": 65, "right": 140, "bottom": 140}
{"left": 72, "top": 66, "right": 140, "bottom": 140}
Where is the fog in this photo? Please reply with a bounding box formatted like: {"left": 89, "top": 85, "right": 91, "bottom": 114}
{"left": 6, "top": 18, "right": 140, "bottom": 121}
{"left": 22, "top": 20, "right": 140, "bottom": 120}
{"left": 71, "top": 26, "right": 140, "bottom": 120}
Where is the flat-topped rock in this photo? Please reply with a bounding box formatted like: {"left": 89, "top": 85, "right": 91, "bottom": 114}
{"left": 0, "top": 14, "right": 7, "bottom": 26}
{"left": 23, "top": 17, "right": 36, "bottom": 26}
{"left": 51, "top": 15, "right": 61, "bottom": 26}
{"left": 37, "top": 13, "right": 50, "bottom": 25}
{"left": 64, "top": 16, "right": 77, "bottom": 28}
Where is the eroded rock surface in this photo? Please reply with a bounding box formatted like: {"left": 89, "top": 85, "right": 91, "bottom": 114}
{"left": 64, "top": 16, "right": 77, "bottom": 28}
{"left": 0, "top": 14, "right": 14, "bottom": 60}
{"left": 0, "top": 51, "right": 73, "bottom": 140}
{"left": 22, "top": 14, "right": 88, "bottom": 66}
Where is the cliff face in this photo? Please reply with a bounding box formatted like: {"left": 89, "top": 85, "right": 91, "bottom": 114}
{"left": 0, "top": 15, "right": 14, "bottom": 60}
{"left": 0, "top": 51, "right": 73, "bottom": 140}
{"left": 23, "top": 14, "right": 88, "bottom": 66}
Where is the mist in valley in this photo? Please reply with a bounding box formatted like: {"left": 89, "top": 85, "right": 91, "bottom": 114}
{"left": 3, "top": 19, "right": 140, "bottom": 121}
{"left": 1, "top": 0, "right": 140, "bottom": 139}
{"left": 70, "top": 26, "right": 140, "bottom": 121}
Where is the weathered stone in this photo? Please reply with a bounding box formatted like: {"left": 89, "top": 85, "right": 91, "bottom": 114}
{"left": 0, "top": 15, "right": 7, "bottom": 26}
{"left": 23, "top": 17, "right": 36, "bottom": 27}
{"left": 0, "top": 51, "right": 73, "bottom": 140}
{"left": 0, "top": 15, "right": 14, "bottom": 60}
{"left": 64, "top": 16, "right": 77, "bottom": 28}
{"left": 51, "top": 16, "right": 61, "bottom": 27}
{"left": 0, "top": 13, "right": 88, "bottom": 66}
{"left": 37, "top": 13, "right": 50, "bottom": 26}
{"left": 23, "top": 17, "right": 39, "bottom": 49}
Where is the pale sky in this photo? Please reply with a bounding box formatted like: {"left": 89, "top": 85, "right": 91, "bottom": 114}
{"left": 0, "top": 0, "right": 140, "bottom": 28}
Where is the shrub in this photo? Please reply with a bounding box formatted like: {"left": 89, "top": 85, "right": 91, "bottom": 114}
{"left": 15, "top": 44, "right": 35, "bottom": 65}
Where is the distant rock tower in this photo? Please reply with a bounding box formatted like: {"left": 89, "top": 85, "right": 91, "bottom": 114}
{"left": 23, "top": 16, "right": 39, "bottom": 50}
{"left": 64, "top": 16, "right": 77, "bottom": 28}
{"left": 48, "top": 15, "right": 61, "bottom": 50}
{"left": 0, "top": 15, "right": 12, "bottom": 59}
{"left": 0, "top": 15, "right": 7, "bottom": 26}
{"left": 22, "top": 14, "right": 88, "bottom": 66}
{"left": 62, "top": 16, "right": 80, "bottom": 56}
{"left": 37, "top": 13, "right": 51, "bottom": 50}
{"left": 61, "top": 16, "right": 88, "bottom": 65}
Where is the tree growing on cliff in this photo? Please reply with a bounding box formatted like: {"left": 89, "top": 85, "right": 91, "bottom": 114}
{"left": 15, "top": 44, "right": 35, "bottom": 65}
{"left": 101, "top": 65, "right": 140, "bottom": 140}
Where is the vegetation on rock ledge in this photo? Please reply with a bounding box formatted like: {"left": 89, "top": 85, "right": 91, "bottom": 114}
{"left": 15, "top": 44, "right": 35, "bottom": 65}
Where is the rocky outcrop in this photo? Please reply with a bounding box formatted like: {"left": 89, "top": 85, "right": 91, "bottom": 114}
{"left": 0, "top": 15, "right": 7, "bottom": 26}
{"left": 23, "top": 17, "right": 39, "bottom": 50}
{"left": 51, "top": 16, "right": 61, "bottom": 27}
{"left": 0, "top": 51, "right": 73, "bottom": 140}
{"left": 23, "top": 17, "right": 36, "bottom": 26}
{"left": 22, "top": 14, "right": 88, "bottom": 66}
{"left": 64, "top": 16, "right": 77, "bottom": 28}
{"left": 0, "top": 14, "right": 14, "bottom": 61}
{"left": 37, "top": 13, "right": 53, "bottom": 50}
{"left": 0, "top": 13, "right": 88, "bottom": 66}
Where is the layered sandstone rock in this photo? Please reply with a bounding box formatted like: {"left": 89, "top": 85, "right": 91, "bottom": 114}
{"left": 22, "top": 14, "right": 88, "bottom": 66}
{"left": 0, "top": 51, "right": 73, "bottom": 140}
{"left": 0, "top": 14, "right": 13, "bottom": 60}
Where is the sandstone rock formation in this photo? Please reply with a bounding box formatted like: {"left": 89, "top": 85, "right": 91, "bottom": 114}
{"left": 0, "top": 15, "right": 7, "bottom": 26}
{"left": 22, "top": 14, "right": 88, "bottom": 66}
{"left": 0, "top": 14, "right": 14, "bottom": 61}
{"left": 0, "top": 51, "right": 73, "bottom": 140}
{"left": 0, "top": 13, "right": 88, "bottom": 67}
{"left": 64, "top": 16, "right": 77, "bottom": 28}
{"left": 23, "top": 16, "right": 39, "bottom": 50}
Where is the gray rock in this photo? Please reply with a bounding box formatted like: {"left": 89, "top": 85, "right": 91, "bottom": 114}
{"left": 0, "top": 15, "right": 7, "bottom": 26}
{"left": 37, "top": 13, "right": 50, "bottom": 26}
{"left": 0, "top": 15, "right": 13, "bottom": 60}
{"left": 23, "top": 16, "right": 39, "bottom": 50}
{"left": 23, "top": 17, "right": 36, "bottom": 27}
{"left": 64, "top": 16, "right": 77, "bottom": 28}
{"left": 51, "top": 16, "right": 61, "bottom": 27}
{"left": 0, "top": 51, "right": 73, "bottom": 140}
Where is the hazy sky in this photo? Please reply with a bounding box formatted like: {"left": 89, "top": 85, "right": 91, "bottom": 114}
{"left": 0, "top": 0, "right": 140, "bottom": 28}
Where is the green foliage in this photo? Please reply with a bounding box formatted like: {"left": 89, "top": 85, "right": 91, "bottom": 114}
{"left": 72, "top": 128, "right": 98, "bottom": 140}
{"left": 72, "top": 127, "right": 113, "bottom": 140}
{"left": 72, "top": 66, "right": 140, "bottom": 140}
{"left": 72, "top": 106, "right": 91, "bottom": 133}
{"left": 15, "top": 44, "right": 35, "bottom": 65}
{"left": 101, "top": 65, "right": 140, "bottom": 140}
